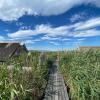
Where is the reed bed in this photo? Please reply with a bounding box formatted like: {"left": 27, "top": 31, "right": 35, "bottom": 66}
{"left": 59, "top": 49, "right": 100, "bottom": 100}
{"left": 0, "top": 51, "right": 49, "bottom": 100}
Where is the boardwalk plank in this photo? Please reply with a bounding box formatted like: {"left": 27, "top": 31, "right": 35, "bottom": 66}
{"left": 43, "top": 61, "right": 69, "bottom": 100}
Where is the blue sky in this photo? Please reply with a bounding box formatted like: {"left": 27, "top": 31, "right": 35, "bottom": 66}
{"left": 0, "top": 0, "right": 100, "bottom": 51}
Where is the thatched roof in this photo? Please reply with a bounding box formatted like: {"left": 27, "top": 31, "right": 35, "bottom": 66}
{"left": 0, "top": 43, "right": 27, "bottom": 62}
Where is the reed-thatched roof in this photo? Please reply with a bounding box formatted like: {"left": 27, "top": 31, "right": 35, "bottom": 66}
{"left": 0, "top": 43, "right": 27, "bottom": 62}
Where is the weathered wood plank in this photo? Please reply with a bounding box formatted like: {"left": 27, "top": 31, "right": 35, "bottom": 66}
{"left": 43, "top": 61, "right": 69, "bottom": 100}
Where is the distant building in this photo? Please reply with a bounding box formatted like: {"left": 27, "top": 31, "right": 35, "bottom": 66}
{"left": 0, "top": 42, "right": 28, "bottom": 63}
{"left": 78, "top": 46, "right": 100, "bottom": 50}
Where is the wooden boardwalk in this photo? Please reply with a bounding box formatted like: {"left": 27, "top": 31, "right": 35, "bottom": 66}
{"left": 43, "top": 61, "right": 69, "bottom": 100}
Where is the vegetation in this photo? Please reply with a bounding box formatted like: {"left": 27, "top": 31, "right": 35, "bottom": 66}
{"left": 0, "top": 48, "right": 100, "bottom": 100}
{"left": 0, "top": 51, "right": 50, "bottom": 100}
{"left": 59, "top": 49, "right": 100, "bottom": 100}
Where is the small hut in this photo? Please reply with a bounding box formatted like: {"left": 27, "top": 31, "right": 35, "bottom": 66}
{"left": 0, "top": 42, "right": 27, "bottom": 64}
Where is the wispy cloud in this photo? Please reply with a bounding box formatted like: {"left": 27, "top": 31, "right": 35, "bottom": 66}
{"left": 8, "top": 24, "right": 70, "bottom": 38}
{"left": 41, "top": 35, "right": 61, "bottom": 40}
{"left": 77, "top": 38, "right": 85, "bottom": 41}
{"left": 75, "top": 17, "right": 100, "bottom": 30}
{"left": 8, "top": 17, "right": 100, "bottom": 39}
{"left": 49, "top": 42, "right": 60, "bottom": 46}
{"left": 70, "top": 12, "right": 86, "bottom": 22}
{"left": 8, "top": 30, "right": 37, "bottom": 38}
{"left": 62, "top": 38, "right": 72, "bottom": 41}
{"left": 16, "top": 22, "right": 24, "bottom": 26}
{"left": 24, "top": 40, "right": 35, "bottom": 44}
{"left": 74, "top": 29, "right": 100, "bottom": 37}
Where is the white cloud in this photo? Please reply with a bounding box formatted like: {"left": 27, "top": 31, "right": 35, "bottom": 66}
{"left": 74, "top": 29, "right": 100, "bottom": 37}
{"left": 49, "top": 41, "right": 60, "bottom": 46}
{"left": 16, "top": 22, "right": 24, "bottom": 26}
{"left": 62, "top": 38, "right": 71, "bottom": 41}
{"left": 41, "top": 35, "right": 72, "bottom": 42}
{"left": 8, "top": 17, "right": 100, "bottom": 40}
{"left": 24, "top": 40, "right": 36, "bottom": 44}
{"left": 26, "top": 39, "right": 40, "bottom": 44}
{"left": 70, "top": 12, "right": 86, "bottom": 22}
{"left": 19, "top": 26, "right": 31, "bottom": 30}
{"left": 8, "top": 30, "right": 37, "bottom": 38}
{"left": 41, "top": 35, "right": 61, "bottom": 40}
{"left": 8, "top": 24, "right": 70, "bottom": 38}
{"left": 75, "top": 17, "right": 100, "bottom": 30}
{"left": 0, "top": 0, "right": 100, "bottom": 21}
{"left": 77, "top": 38, "right": 85, "bottom": 41}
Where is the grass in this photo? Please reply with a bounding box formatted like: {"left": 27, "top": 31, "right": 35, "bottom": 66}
{"left": 1, "top": 49, "right": 100, "bottom": 100}
{"left": 59, "top": 49, "right": 100, "bottom": 100}
{"left": 0, "top": 51, "right": 50, "bottom": 100}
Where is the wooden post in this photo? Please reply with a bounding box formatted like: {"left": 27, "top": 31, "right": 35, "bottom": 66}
{"left": 39, "top": 52, "right": 46, "bottom": 66}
